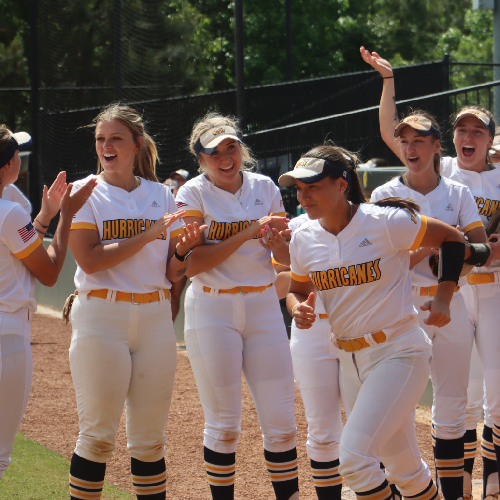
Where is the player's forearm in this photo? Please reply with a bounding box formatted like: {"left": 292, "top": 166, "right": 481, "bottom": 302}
{"left": 42, "top": 213, "right": 72, "bottom": 284}
{"left": 379, "top": 77, "right": 400, "bottom": 159}
{"left": 271, "top": 242, "right": 290, "bottom": 267}
{"left": 75, "top": 232, "right": 152, "bottom": 274}
{"left": 286, "top": 292, "right": 307, "bottom": 316}
{"left": 186, "top": 231, "right": 249, "bottom": 277}
{"left": 166, "top": 255, "right": 190, "bottom": 282}
{"left": 409, "top": 247, "right": 433, "bottom": 269}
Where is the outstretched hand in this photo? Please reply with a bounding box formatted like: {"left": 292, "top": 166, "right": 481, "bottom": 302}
{"left": 60, "top": 178, "right": 98, "bottom": 218}
{"left": 41, "top": 171, "right": 68, "bottom": 220}
{"left": 360, "top": 46, "right": 393, "bottom": 78}
{"left": 258, "top": 225, "right": 292, "bottom": 250}
{"left": 146, "top": 210, "right": 186, "bottom": 243}
{"left": 292, "top": 292, "right": 316, "bottom": 329}
{"left": 176, "top": 222, "right": 208, "bottom": 255}
{"left": 420, "top": 297, "right": 451, "bottom": 327}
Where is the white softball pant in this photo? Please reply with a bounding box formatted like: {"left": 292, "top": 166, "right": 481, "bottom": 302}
{"left": 413, "top": 291, "right": 474, "bottom": 439}
{"left": 0, "top": 310, "right": 32, "bottom": 478}
{"left": 69, "top": 295, "right": 177, "bottom": 463}
{"left": 461, "top": 281, "right": 500, "bottom": 429}
{"left": 464, "top": 340, "right": 488, "bottom": 429}
{"left": 184, "top": 284, "right": 296, "bottom": 454}
{"left": 290, "top": 316, "right": 346, "bottom": 463}
{"left": 338, "top": 321, "right": 433, "bottom": 496}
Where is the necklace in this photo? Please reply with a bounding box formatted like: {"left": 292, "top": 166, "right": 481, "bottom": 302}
{"left": 403, "top": 172, "right": 440, "bottom": 191}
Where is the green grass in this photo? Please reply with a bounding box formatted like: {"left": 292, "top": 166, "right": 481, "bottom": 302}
{"left": 0, "top": 433, "right": 133, "bottom": 499}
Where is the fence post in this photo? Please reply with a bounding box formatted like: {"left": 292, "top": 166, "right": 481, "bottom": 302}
{"left": 442, "top": 54, "right": 451, "bottom": 154}
{"left": 29, "top": 0, "right": 40, "bottom": 215}
{"left": 235, "top": 0, "right": 246, "bottom": 129}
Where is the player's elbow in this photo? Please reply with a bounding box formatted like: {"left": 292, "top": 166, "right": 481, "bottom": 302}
{"left": 37, "top": 274, "right": 58, "bottom": 287}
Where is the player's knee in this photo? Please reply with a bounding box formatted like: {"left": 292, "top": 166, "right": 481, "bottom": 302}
{"left": 339, "top": 440, "right": 373, "bottom": 481}
{"left": 263, "top": 428, "right": 297, "bottom": 453}
{"left": 205, "top": 429, "right": 241, "bottom": 453}
{"left": 76, "top": 437, "right": 115, "bottom": 462}
{"left": 129, "top": 443, "right": 165, "bottom": 463}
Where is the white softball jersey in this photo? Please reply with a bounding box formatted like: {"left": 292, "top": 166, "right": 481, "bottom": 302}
{"left": 175, "top": 171, "right": 286, "bottom": 289}
{"left": 441, "top": 156, "right": 500, "bottom": 274}
{"left": 371, "top": 176, "right": 483, "bottom": 287}
{"left": 0, "top": 200, "right": 41, "bottom": 313}
{"left": 288, "top": 213, "right": 328, "bottom": 316}
{"left": 71, "top": 175, "right": 184, "bottom": 294}
{"left": 289, "top": 203, "right": 427, "bottom": 340}
{"left": 2, "top": 185, "right": 32, "bottom": 215}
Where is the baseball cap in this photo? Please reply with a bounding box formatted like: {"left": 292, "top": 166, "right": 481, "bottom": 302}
{"left": 278, "top": 156, "right": 352, "bottom": 187}
{"left": 0, "top": 131, "right": 32, "bottom": 169}
{"left": 394, "top": 116, "right": 442, "bottom": 140}
{"left": 194, "top": 126, "right": 243, "bottom": 156}
{"left": 454, "top": 108, "right": 495, "bottom": 136}
{"left": 171, "top": 169, "right": 189, "bottom": 180}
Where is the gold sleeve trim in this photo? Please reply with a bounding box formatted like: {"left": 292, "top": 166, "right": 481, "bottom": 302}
{"left": 409, "top": 215, "right": 428, "bottom": 251}
{"left": 290, "top": 271, "right": 311, "bottom": 282}
{"left": 14, "top": 237, "right": 42, "bottom": 259}
{"left": 182, "top": 210, "right": 203, "bottom": 218}
{"left": 170, "top": 228, "right": 184, "bottom": 239}
{"left": 71, "top": 222, "right": 98, "bottom": 231}
{"left": 463, "top": 221, "right": 484, "bottom": 233}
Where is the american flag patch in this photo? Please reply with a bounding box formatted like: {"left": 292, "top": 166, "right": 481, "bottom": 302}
{"left": 18, "top": 221, "right": 36, "bottom": 243}
{"left": 176, "top": 201, "right": 188, "bottom": 208}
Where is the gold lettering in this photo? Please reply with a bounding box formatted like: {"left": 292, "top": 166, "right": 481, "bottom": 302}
{"left": 340, "top": 267, "right": 349, "bottom": 286}
{"left": 127, "top": 219, "right": 135, "bottom": 238}
{"left": 103, "top": 221, "right": 111, "bottom": 240}
{"left": 208, "top": 221, "right": 218, "bottom": 240}
{"left": 349, "top": 265, "right": 358, "bottom": 286}
{"left": 320, "top": 271, "right": 329, "bottom": 291}
{"left": 373, "top": 259, "right": 381, "bottom": 280}
{"left": 327, "top": 269, "right": 337, "bottom": 289}
{"left": 356, "top": 263, "right": 367, "bottom": 284}
{"left": 111, "top": 220, "right": 119, "bottom": 239}
{"left": 366, "top": 261, "right": 374, "bottom": 282}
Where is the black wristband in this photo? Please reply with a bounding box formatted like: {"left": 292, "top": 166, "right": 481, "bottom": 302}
{"left": 464, "top": 243, "right": 490, "bottom": 267}
{"left": 34, "top": 218, "right": 49, "bottom": 229}
{"left": 438, "top": 241, "right": 466, "bottom": 284}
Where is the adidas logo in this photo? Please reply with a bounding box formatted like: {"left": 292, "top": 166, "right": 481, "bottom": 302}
{"left": 151, "top": 201, "right": 160, "bottom": 208}
{"left": 445, "top": 204, "right": 453, "bottom": 211}
{"left": 254, "top": 199, "right": 263, "bottom": 205}
{"left": 359, "top": 238, "right": 372, "bottom": 247}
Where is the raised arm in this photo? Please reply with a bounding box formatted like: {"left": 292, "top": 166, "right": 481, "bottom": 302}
{"left": 360, "top": 46, "right": 402, "bottom": 161}
{"left": 21, "top": 179, "right": 97, "bottom": 286}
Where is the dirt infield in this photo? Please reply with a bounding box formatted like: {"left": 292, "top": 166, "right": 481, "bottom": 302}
{"left": 20, "top": 311, "right": 483, "bottom": 499}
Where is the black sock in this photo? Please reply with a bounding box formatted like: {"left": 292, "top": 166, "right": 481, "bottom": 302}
{"left": 463, "top": 429, "right": 477, "bottom": 496}
{"left": 131, "top": 457, "right": 166, "bottom": 499}
{"left": 434, "top": 436, "right": 464, "bottom": 500}
{"left": 265, "top": 448, "right": 299, "bottom": 500}
{"left": 483, "top": 425, "right": 500, "bottom": 498}
{"left": 311, "top": 459, "right": 341, "bottom": 500}
{"left": 354, "top": 479, "right": 392, "bottom": 500}
{"left": 69, "top": 453, "right": 106, "bottom": 500}
{"left": 204, "top": 446, "right": 235, "bottom": 500}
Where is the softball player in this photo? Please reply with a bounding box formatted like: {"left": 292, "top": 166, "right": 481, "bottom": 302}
{"left": 0, "top": 126, "right": 95, "bottom": 478}
{"left": 67, "top": 104, "right": 200, "bottom": 500}
{"left": 177, "top": 113, "right": 299, "bottom": 500}
{"left": 272, "top": 213, "right": 348, "bottom": 500}
{"left": 281, "top": 144, "right": 487, "bottom": 500}
{"left": 369, "top": 111, "right": 487, "bottom": 500}
{"left": 361, "top": 47, "right": 500, "bottom": 500}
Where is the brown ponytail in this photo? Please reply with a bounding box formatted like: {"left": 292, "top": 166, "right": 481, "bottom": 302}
{"left": 90, "top": 103, "right": 159, "bottom": 182}
{"left": 371, "top": 196, "right": 421, "bottom": 215}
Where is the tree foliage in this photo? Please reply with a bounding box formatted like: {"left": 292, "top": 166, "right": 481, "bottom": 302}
{"left": 0, "top": 0, "right": 495, "bottom": 131}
